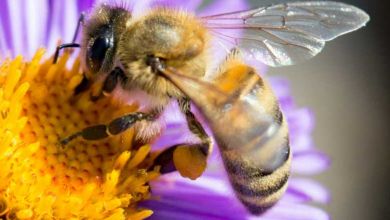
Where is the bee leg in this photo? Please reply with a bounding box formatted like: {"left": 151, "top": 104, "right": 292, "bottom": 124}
{"left": 178, "top": 98, "right": 212, "bottom": 156}
{"left": 153, "top": 99, "right": 211, "bottom": 180}
{"left": 59, "top": 112, "right": 151, "bottom": 146}
{"left": 90, "top": 67, "right": 127, "bottom": 101}
{"left": 74, "top": 73, "right": 91, "bottom": 95}
{"left": 102, "top": 67, "right": 127, "bottom": 95}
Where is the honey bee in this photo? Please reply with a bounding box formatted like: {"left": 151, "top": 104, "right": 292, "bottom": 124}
{"left": 55, "top": 1, "right": 369, "bottom": 214}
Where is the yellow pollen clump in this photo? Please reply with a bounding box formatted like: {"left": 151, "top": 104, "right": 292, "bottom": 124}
{"left": 0, "top": 49, "right": 159, "bottom": 219}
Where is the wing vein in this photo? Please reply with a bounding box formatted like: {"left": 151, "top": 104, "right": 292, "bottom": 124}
{"left": 203, "top": 1, "right": 369, "bottom": 66}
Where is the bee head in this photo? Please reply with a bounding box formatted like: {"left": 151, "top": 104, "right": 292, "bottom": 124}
{"left": 82, "top": 4, "right": 131, "bottom": 76}
{"left": 116, "top": 8, "right": 208, "bottom": 97}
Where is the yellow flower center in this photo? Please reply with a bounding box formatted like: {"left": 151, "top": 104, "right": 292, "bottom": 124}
{"left": 0, "top": 49, "right": 159, "bottom": 219}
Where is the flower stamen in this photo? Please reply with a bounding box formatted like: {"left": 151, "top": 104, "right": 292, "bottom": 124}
{"left": 0, "top": 49, "right": 160, "bottom": 219}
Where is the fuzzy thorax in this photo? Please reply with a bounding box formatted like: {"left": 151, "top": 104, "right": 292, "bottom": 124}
{"left": 117, "top": 8, "right": 209, "bottom": 100}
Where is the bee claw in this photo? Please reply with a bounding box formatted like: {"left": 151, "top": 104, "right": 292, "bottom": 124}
{"left": 58, "top": 139, "right": 68, "bottom": 147}
{"left": 57, "top": 132, "right": 82, "bottom": 148}
{"left": 56, "top": 141, "right": 67, "bottom": 152}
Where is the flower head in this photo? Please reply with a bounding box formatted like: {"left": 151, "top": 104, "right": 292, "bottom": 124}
{"left": 0, "top": 0, "right": 330, "bottom": 219}
{"left": 0, "top": 50, "right": 160, "bottom": 219}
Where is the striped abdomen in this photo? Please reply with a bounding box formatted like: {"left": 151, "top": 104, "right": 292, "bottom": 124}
{"left": 162, "top": 58, "right": 291, "bottom": 214}
{"left": 212, "top": 62, "right": 291, "bottom": 214}
{"left": 220, "top": 115, "right": 290, "bottom": 214}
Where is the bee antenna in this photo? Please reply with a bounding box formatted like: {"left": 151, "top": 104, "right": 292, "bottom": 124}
{"left": 53, "top": 12, "right": 85, "bottom": 64}
{"left": 53, "top": 43, "right": 80, "bottom": 64}
{"left": 72, "top": 12, "right": 85, "bottom": 43}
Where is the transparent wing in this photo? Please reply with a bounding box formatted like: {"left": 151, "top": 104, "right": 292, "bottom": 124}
{"left": 201, "top": 1, "right": 370, "bottom": 67}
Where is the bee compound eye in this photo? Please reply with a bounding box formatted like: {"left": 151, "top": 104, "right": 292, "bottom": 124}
{"left": 87, "top": 35, "right": 113, "bottom": 72}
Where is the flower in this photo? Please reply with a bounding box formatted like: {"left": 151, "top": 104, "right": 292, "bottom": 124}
{"left": 0, "top": 49, "right": 161, "bottom": 219}
{"left": 0, "top": 0, "right": 331, "bottom": 219}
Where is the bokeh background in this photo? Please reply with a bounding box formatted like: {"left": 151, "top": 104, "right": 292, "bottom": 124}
{"left": 246, "top": 0, "right": 389, "bottom": 219}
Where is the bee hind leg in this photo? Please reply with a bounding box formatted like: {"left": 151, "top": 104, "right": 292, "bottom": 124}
{"left": 59, "top": 112, "right": 151, "bottom": 146}
{"left": 152, "top": 98, "right": 212, "bottom": 180}
{"left": 153, "top": 143, "right": 210, "bottom": 180}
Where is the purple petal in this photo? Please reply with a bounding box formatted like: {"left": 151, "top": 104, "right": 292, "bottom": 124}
{"left": 288, "top": 178, "right": 331, "bottom": 204}
{"left": 77, "top": 0, "right": 95, "bottom": 13}
{"left": 62, "top": 1, "right": 78, "bottom": 43}
{"left": 152, "top": 102, "right": 194, "bottom": 149}
{"left": 143, "top": 175, "right": 246, "bottom": 219}
{"left": 198, "top": 0, "right": 249, "bottom": 16}
{"left": 261, "top": 202, "right": 329, "bottom": 220}
{"left": 44, "top": 1, "right": 78, "bottom": 53}
{"left": 46, "top": 1, "right": 65, "bottom": 53}
{"left": 270, "top": 77, "right": 291, "bottom": 99}
{"left": 152, "top": 0, "right": 202, "bottom": 11}
{"left": 292, "top": 151, "right": 331, "bottom": 175}
{"left": 279, "top": 96, "right": 295, "bottom": 112}
{"left": 0, "top": 1, "right": 12, "bottom": 55}
{"left": 287, "top": 108, "right": 316, "bottom": 134}
{"left": 152, "top": 123, "right": 189, "bottom": 149}
{"left": 283, "top": 187, "right": 312, "bottom": 203}
{"left": 177, "top": 174, "right": 232, "bottom": 195}
{"left": 25, "top": 0, "right": 48, "bottom": 58}
{"left": 147, "top": 210, "right": 223, "bottom": 220}
{"left": 270, "top": 77, "right": 297, "bottom": 111}
{"left": 290, "top": 134, "right": 314, "bottom": 152}
{"left": 0, "top": 24, "right": 8, "bottom": 57}
{"left": 6, "top": 0, "right": 24, "bottom": 56}
{"left": 131, "top": 0, "right": 154, "bottom": 18}
{"left": 145, "top": 174, "right": 330, "bottom": 219}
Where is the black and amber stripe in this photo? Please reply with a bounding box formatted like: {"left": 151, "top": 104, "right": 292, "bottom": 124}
{"left": 214, "top": 58, "right": 291, "bottom": 214}
{"left": 220, "top": 122, "right": 291, "bottom": 214}
{"left": 222, "top": 142, "right": 291, "bottom": 214}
